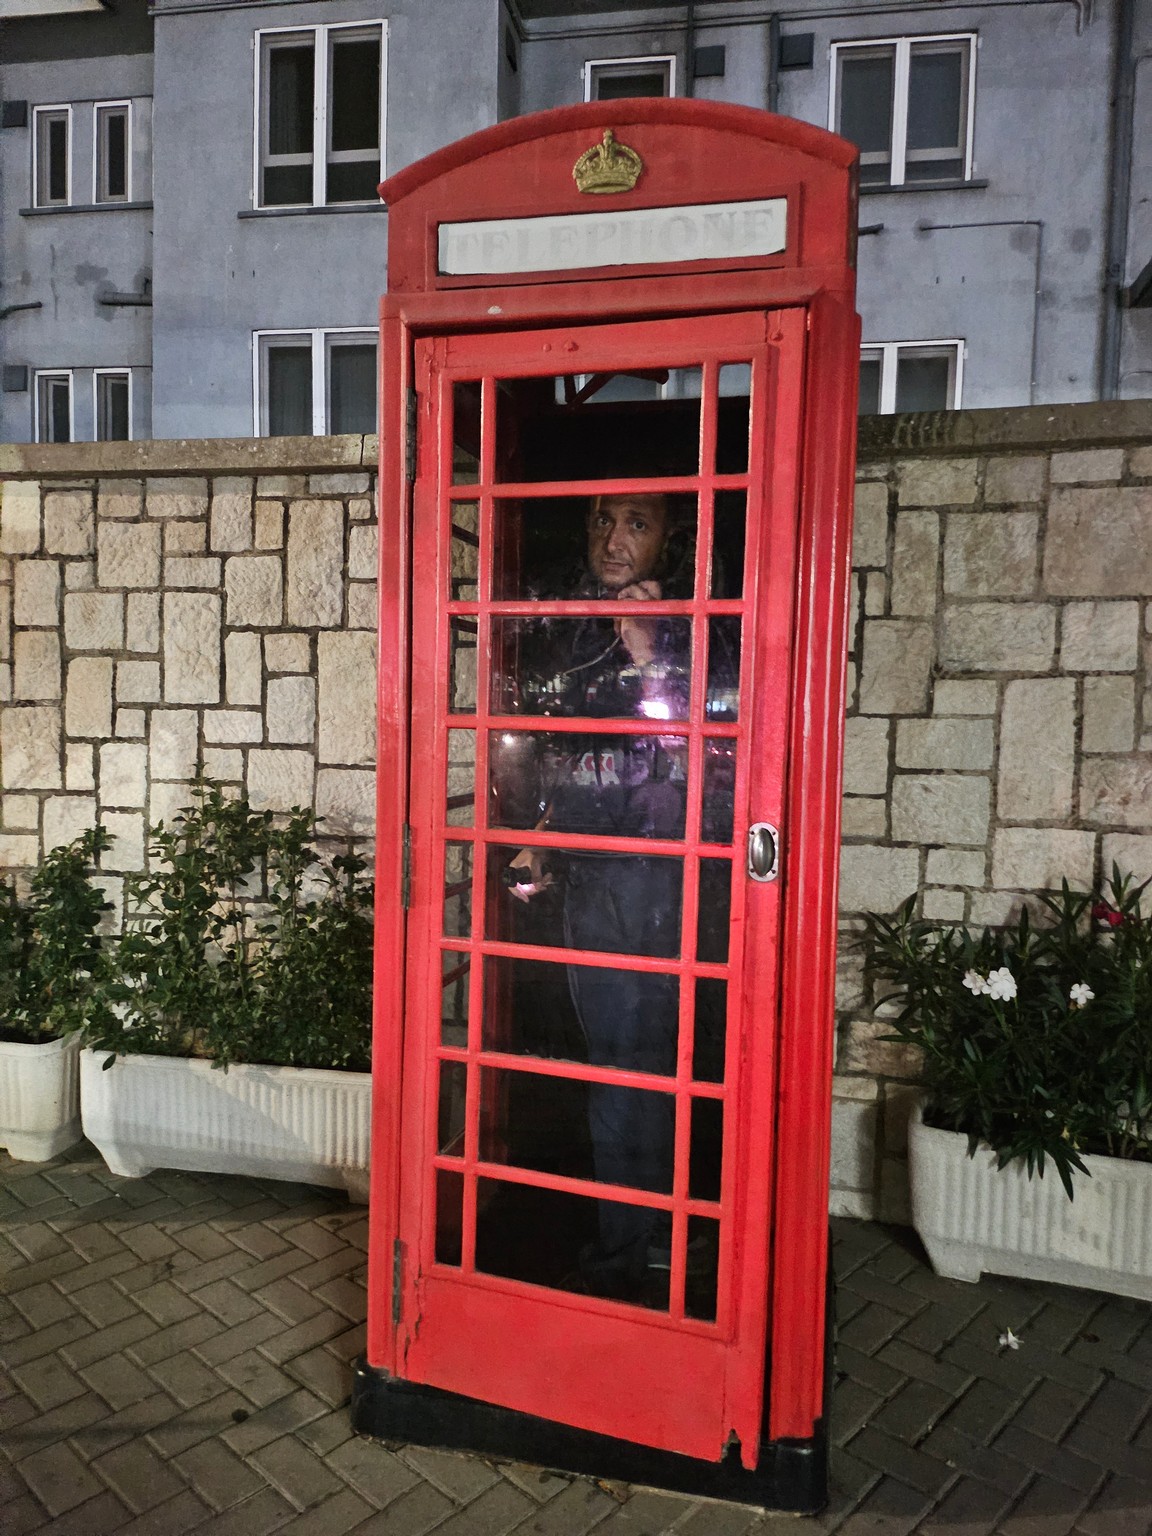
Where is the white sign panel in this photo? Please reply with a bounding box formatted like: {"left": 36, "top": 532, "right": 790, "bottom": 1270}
{"left": 437, "top": 198, "right": 788, "bottom": 277}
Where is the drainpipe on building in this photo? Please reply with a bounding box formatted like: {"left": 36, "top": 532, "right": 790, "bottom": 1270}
{"left": 1100, "top": 0, "right": 1136, "bottom": 399}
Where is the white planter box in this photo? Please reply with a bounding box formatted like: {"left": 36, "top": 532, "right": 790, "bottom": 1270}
{"left": 0, "top": 1033, "right": 82, "bottom": 1162}
{"left": 80, "top": 1048, "right": 371, "bottom": 1201}
{"left": 909, "top": 1106, "right": 1152, "bottom": 1302}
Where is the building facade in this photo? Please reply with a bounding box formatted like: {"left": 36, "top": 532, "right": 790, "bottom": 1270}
{"left": 1, "top": 0, "right": 1149, "bottom": 443}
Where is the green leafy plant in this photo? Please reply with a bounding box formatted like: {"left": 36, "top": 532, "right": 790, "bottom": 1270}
{"left": 859, "top": 869, "right": 1152, "bottom": 1199}
{"left": 84, "top": 782, "right": 373, "bottom": 1071}
{"left": 0, "top": 828, "right": 111, "bottom": 1045}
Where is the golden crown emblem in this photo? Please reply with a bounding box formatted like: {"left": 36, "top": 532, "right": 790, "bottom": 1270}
{"left": 572, "top": 129, "right": 644, "bottom": 195}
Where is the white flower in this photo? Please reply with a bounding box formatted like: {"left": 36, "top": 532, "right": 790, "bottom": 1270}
{"left": 998, "top": 1327, "right": 1022, "bottom": 1351}
{"left": 986, "top": 967, "right": 1017, "bottom": 1002}
{"left": 1070, "top": 982, "right": 1095, "bottom": 1008}
{"left": 962, "top": 969, "right": 990, "bottom": 995}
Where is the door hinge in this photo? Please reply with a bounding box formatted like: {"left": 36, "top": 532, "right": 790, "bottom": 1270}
{"left": 404, "top": 388, "right": 418, "bottom": 482}
{"left": 392, "top": 1238, "right": 404, "bottom": 1325}
{"left": 401, "top": 823, "right": 412, "bottom": 909}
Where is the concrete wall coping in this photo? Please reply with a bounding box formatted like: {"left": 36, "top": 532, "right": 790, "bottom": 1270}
{"left": 0, "top": 434, "right": 379, "bottom": 479}
{"left": 857, "top": 399, "right": 1152, "bottom": 459}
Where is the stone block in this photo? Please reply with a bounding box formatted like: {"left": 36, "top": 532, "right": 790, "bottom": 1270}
{"left": 858, "top": 620, "right": 934, "bottom": 715}
{"left": 346, "top": 582, "right": 378, "bottom": 629}
{"left": 99, "top": 743, "right": 147, "bottom": 809}
{"left": 0, "top": 662, "right": 10, "bottom": 700}
{"left": 248, "top": 749, "right": 314, "bottom": 811}
{"left": 97, "top": 522, "right": 161, "bottom": 589}
{"left": 895, "top": 718, "right": 993, "bottom": 771}
{"left": 0, "top": 588, "right": 8, "bottom": 661}
{"left": 65, "top": 658, "right": 113, "bottom": 740}
{"left": 922, "top": 889, "right": 966, "bottom": 922}
{"left": 829, "top": 1096, "right": 876, "bottom": 1192}
{"left": 1083, "top": 676, "right": 1135, "bottom": 754}
{"left": 318, "top": 632, "right": 376, "bottom": 765}
{"left": 225, "top": 631, "right": 262, "bottom": 706}
{"left": 839, "top": 1018, "right": 923, "bottom": 1079}
{"left": 0, "top": 834, "right": 40, "bottom": 868}
{"left": 890, "top": 775, "right": 990, "bottom": 846}
{"left": 932, "top": 679, "right": 998, "bottom": 715}
{"left": 43, "top": 491, "right": 95, "bottom": 556}
{"left": 203, "top": 710, "right": 262, "bottom": 744}
{"left": 1101, "top": 833, "right": 1152, "bottom": 886}
{"left": 2, "top": 795, "right": 38, "bottom": 831}
{"left": 1061, "top": 601, "right": 1139, "bottom": 672}
{"left": 897, "top": 458, "right": 978, "bottom": 507}
{"left": 1081, "top": 757, "right": 1152, "bottom": 827}
{"left": 842, "top": 717, "right": 890, "bottom": 796}
{"left": 165, "top": 521, "right": 207, "bottom": 554}
{"left": 348, "top": 525, "right": 378, "bottom": 581}
{"left": 146, "top": 477, "right": 209, "bottom": 519}
{"left": 149, "top": 781, "right": 195, "bottom": 831}
{"left": 925, "top": 848, "right": 986, "bottom": 886}
{"left": 287, "top": 501, "right": 344, "bottom": 628}
{"left": 997, "top": 678, "right": 1075, "bottom": 821}
{"left": 202, "top": 748, "right": 242, "bottom": 781}
{"left": 14, "top": 631, "right": 61, "bottom": 701}
{"left": 254, "top": 501, "right": 284, "bottom": 550}
{"left": 116, "top": 660, "right": 161, "bottom": 705}
{"left": 835, "top": 947, "right": 867, "bottom": 1012}
{"left": 256, "top": 475, "right": 306, "bottom": 496}
{"left": 97, "top": 479, "right": 143, "bottom": 519}
{"left": 225, "top": 555, "right": 283, "bottom": 627}
{"left": 991, "top": 827, "right": 1095, "bottom": 890}
{"left": 267, "top": 675, "right": 315, "bottom": 745}
{"left": 348, "top": 496, "right": 374, "bottom": 521}
{"left": 91, "top": 875, "right": 123, "bottom": 934}
{"left": 841, "top": 797, "right": 887, "bottom": 837}
{"left": 983, "top": 455, "right": 1047, "bottom": 505}
{"left": 943, "top": 512, "right": 1038, "bottom": 598}
{"left": 940, "top": 602, "right": 1055, "bottom": 673}
{"left": 149, "top": 710, "right": 198, "bottom": 781}
{"left": 1, "top": 705, "right": 61, "bottom": 789}
{"left": 264, "top": 632, "right": 311, "bottom": 673}
{"left": 1045, "top": 487, "right": 1152, "bottom": 595}
{"left": 852, "top": 481, "right": 888, "bottom": 567}
{"left": 64, "top": 591, "right": 124, "bottom": 651}
{"left": 316, "top": 767, "right": 375, "bottom": 835}
{"left": 64, "top": 561, "right": 94, "bottom": 590}
{"left": 1050, "top": 448, "right": 1124, "bottom": 484}
{"left": 308, "top": 472, "right": 370, "bottom": 495}
{"left": 126, "top": 592, "right": 160, "bottom": 654}
{"left": 165, "top": 556, "right": 221, "bottom": 589}
{"left": 100, "top": 811, "right": 145, "bottom": 871}
{"left": 838, "top": 844, "right": 919, "bottom": 914}
{"left": 890, "top": 511, "right": 939, "bottom": 617}
{"left": 65, "top": 743, "right": 94, "bottom": 791}
{"left": 115, "top": 709, "right": 145, "bottom": 738}
{"left": 864, "top": 571, "right": 886, "bottom": 616}
{"left": 210, "top": 479, "right": 254, "bottom": 552}
{"left": 14, "top": 560, "right": 60, "bottom": 626}
{"left": 163, "top": 592, "right": 220, "bottom": 704}
{"left": 0, "top": 481, "right": 41, "bottom": 554}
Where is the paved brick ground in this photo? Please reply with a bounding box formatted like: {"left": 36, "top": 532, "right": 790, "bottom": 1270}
{"left": 2, "top": 1145, "right": 1150, "bottom": 1536}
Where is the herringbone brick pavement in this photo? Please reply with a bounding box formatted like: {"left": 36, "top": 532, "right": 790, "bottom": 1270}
{"left": 2, "top": 1144, "right": 1150, "bottom": 1535}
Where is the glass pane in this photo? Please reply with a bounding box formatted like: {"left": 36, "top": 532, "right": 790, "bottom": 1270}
{"left": 858, "top": 356, "right": 882, "bottom": 416}
{"left": 446, "top": 729, "right": 475, "bottom": 826}
{"left": 267, "top": 345, "right": 312, "bottom": 436}
{"left": 702, "top": 738, "right": 736, "bottom": 846}
{"left": 449, "top": 500, "right": 479, "bottom": 602}
{"left": 692, "top": 978, "right": 726, "bottom": 1084}
{"left": 441, "top": 948, "right": 470, "bottom": 1047}
{"left": 895, "top": 353, "right": 953, "bottom": 413}
{"left": 40, "top": 378, "right": 70, "bottom": 445}
{"left": 493, "top": 493, "right": 697, "bottom": 603}
{"left": 838, "top": 52, "right": 894, "bottom": 158}
{"left": 434, "top": 1169, "right": 464, "bottom": 1266}
{"left": 685, "top": 1215, "right": 720, "bottom": 1322}
{"left": 448, "top": 617, "right": 478, "bottom": 713}
{"left": 490, "top": 621, "right": 692, "bottom": 719}
{"left": 707, "top": 618, "right": 741, "bottom": 721}
{"left": 329, "top": 343, "right": 376, "bottom": 434}
{"left": 443, "top": 842, "right": 472, "bottom": 940}
{"left": 438, "top": 1060, "right": 467, "bottom": 1154}
{"left": 712, "top": 490, "right": 746, "bottom": 600}
{"left": 475, "top": 1177, "right": 671, "bottom": 1309}
{"left": 262, "top": 164, "right": 312, "bottom": 206}
{"left": 268, "top": 44, "right": 314, "bottom": 154}
{"left": 594, "top": 70, "right": 668, "bottom": 101}
{"left": 330, "top": 39, "right": 380, "bottom": 152}
{"left": 717, "top": 364, "right": 751, "bottom": 474}
{"left": 452, "top": 383, "right": 482, "bottom": 484}
{"left": 907, "top": 48, "right": 964, "bottom": 154}
{"left": 690, "top": 1097, "right": 723, "bottom": 1201}
{"left": 697, "top": 858, "right": 731, "bottom": 965}
{"left": 495, "top": 373, "right": 700, "bottom": 481}
{"left": 97, "top": 108, "right": 128, "bottom": 201}
{"left": 903, "top": 155, "right": 964, "bottom": 184}
{"left": 96, "top": 375, "right": 130, "bottom": 442}
{"left": 490, "top": 733, "right": 688, "bottom": 839}
{"left": 48, "top": 116, "right": 68, "bottom": 202}
{"left": 326, "top": 160, "right": 380, "bottom": 203}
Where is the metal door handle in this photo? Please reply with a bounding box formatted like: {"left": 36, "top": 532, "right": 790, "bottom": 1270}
{"left": 747, "top": 822, "right": 779, "bottom": 882}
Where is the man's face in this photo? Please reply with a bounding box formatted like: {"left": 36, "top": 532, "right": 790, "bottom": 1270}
{"left": 587, "top": 494, "right": 669, "bottom": 592}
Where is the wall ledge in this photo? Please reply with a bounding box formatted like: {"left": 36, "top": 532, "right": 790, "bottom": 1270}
{"left": 857, "top": 399, "right": 1152, "bottom": 460}
{"left": 0, "top": 434, "right": 379, "bottom": 478}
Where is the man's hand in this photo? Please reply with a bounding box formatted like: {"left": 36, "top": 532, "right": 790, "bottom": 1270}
{"left": 506, "top": 849, "right": 554, "bottom": 904}
{"left": 615, "top": 579, "right": 662, "bottom": 666}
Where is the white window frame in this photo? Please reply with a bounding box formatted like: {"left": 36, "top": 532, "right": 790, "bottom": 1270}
{"left": 829, "top": 35, "right": 977, "bottom": 187}
{"left": 253, "top": 327, "right": 377, "bottom": 436}
{"left": 92, "top": 100, "right": 133, "bottom": 204}
{"left": 93, "top": 368, "right": 133, "bottom": 441}
{"left": 860, "top": 340, "right": 965, "bottom": 414}
{"left": 253, "top": 21, "right": 388, "bottom": 210}
{"left": 583, "top": 54, "right": 677, "bottom": 102}
{"left": 32, "top": 104, "right": 73, "bottom": 207}
{"left": 33, "top": 369, "right": 75, "bottom": 443}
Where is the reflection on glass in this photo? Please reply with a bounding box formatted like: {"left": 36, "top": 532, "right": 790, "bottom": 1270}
{"left": 685, "top": 1215, "right": 720, "bottom": 1322}
{"left": 438, "top": 1060, "right": 467, "bottom": 1154}
{"left": 697, "top": 858, "right": 731, "bottom": 965}
{"left": 449, "top": 616, "right": 478, "bottom": 713}
{"left": 712, "top": 490, "right": 746, "bottom": 599}
{"left": 443, "top": 842, "right": 472, "bottom": 940}
{"left": 441, "top": 947, "right": 469, "bottom": 1047}
{"left": 717, "top": 365, "right": 751, "bottom": 474}
{"left": 702, "top": 738, "right": 736, "bottom": 846}
{"left": 452, "top": 382, "right": 481, "bottom": 484}
{"left": 707, "top": 619, "right": 741, "bottom": 721}
{"left": 489, "top": 732, "right": 689, "bottom": 837}
{"left": 693, "top": 978, "right": 727, "bottom": 1084}
{"left": 435, "top": 1169, "right": 464, "bottom": 1266}
{"left": 446, "top": 729, "right": 475, "bottom": 826}
{"left": 690, "top": 1097, "right": 723, "bottom": 1202}
{"left": 491, "top": 618, "right": 692, "bottom": 719}
{"left": 450, "top": 502, "right": 480, "bottom": 603}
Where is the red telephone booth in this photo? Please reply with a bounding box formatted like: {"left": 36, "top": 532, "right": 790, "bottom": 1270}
{"left": 353, "top": 100, "right": 859, "bottom": 1511}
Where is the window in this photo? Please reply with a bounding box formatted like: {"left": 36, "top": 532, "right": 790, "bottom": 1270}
{"left": 34, "top": 371, "right": 74, "bottom": 443}
{"left": 94, "top": 370, "right": 132, "bottom": 440}
{"left": 858, "top": 342, "right": 963, "bottom": 415}
{"left": 831, "top": 36, "right": 975, "bottom": 187}
{"left": 33, "top": 106, "right": 71, "bottom": 207}
{"left": 255, "top": 330, "right": 378, "bottom": 435}
{"left": 95, "top": 102, "right": 131, "bottom": 203}
{"left": 584, "top": 55, "right": 675, "bottom": 102}
{"left": 256, "top": 23, "right": 386, "bottom": 208}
